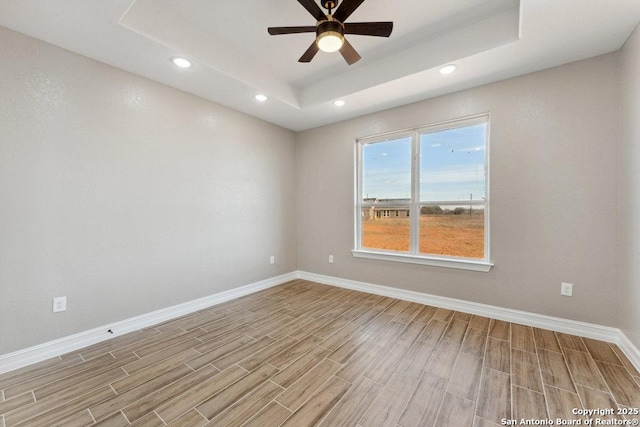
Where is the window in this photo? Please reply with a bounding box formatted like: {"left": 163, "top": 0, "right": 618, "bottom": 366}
{"left": 354, "top": 114, "right": 492, "bottom": 272}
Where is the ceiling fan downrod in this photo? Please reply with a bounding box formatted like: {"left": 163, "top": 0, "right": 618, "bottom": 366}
{"left": 321, "top": 1, "right": 338, "bottom": 15}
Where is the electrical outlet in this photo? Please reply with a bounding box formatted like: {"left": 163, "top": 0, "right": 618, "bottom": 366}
{"left": 269, "top": 255, "right": 275, "bottom": 265}
{"left": 328, "top": 255, "right": 334, "bottom": 263}
{"left": 53, "top": 296, "right": 67, "bottom": 312}
{"left": 561, "top": 282, "right": 573, "bottom": 297}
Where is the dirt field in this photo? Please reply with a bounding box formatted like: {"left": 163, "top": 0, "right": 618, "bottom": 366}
{"left": 362, "top": 214, "right": 485, "bottom": 258}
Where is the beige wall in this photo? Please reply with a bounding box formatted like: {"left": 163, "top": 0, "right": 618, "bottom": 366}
{"left": 0, "top": 27, "right": 297, "bottom": 354}
{"left": 296, "top": 53, "right": 621, "bottom": 327}
{"left": 1, "top": 22, "right": 635, "bottom": 357}
{"left": 619, "top": 24, "right": 640, "bottom": 349}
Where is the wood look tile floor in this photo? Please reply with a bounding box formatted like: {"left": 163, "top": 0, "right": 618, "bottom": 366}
{"left": 1, "top": 280, "right": 639, "bottom": 426}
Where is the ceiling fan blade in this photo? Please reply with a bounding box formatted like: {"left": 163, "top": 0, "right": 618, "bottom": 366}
{"left": 268, "top": 26, "right": 316, "bottom": 35}
{"left": 297, "top": 0, "right": 327, "bottom": 21}
{"left": 299, "top": 42, "right": 320, "bottom": 62}
{"left": 333, "top": 0, "right": 365, "bottom": 23}
{"left": 344, "top": 22, "right": 393, "bottom": 37}
{"left": 339, "top": 38, "right": 361, "bottom": 65}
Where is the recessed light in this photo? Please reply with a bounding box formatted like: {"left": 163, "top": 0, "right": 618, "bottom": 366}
{"left": 333, "top": 99, "right": 346, "bottom": 107}
{"left": 254, "top": 94, "right": 268, "bottom": 102}
{"left": 171, "top": 57, "right": 192, "bottom": 68}
{"left": 439, "top": 64, "right": 457, "bottom": 75}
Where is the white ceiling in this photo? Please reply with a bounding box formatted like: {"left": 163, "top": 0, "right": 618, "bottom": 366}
{"left": 1, "top": 0, "right": 639, "bottom": 131}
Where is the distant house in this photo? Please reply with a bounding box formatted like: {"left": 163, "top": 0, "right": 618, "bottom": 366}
{"left": 363, "top": 198, "right": 410, "bottom": 220}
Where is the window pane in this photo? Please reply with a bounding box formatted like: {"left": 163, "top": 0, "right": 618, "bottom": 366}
{"left": 419, "top": 205, "right": 484, "bottom": 258}
{"left": 420, "top": 123, "right": 486, "bottom": 202}
{"left": 361, "top": 207, "right": 410, "bottom": 252}
{"left": 362, "top": 137, "right": 412, "bottom": 201}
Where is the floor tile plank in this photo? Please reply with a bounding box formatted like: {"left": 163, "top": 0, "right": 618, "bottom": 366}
{"left": 280, "top": 376, "right": 351, "bottom": 427}
{"left": 110, "top": 349, "right": 198, "bottom": 394}
{"left": 92, "top": 411, "right": 129, "bottom": 427}
{"left": 243, "top": 401, "right": 292, "bottom": 427}
{"left": 238, "top": 336, "right": 299, "bottom": 371}
{"left": 511, "top": 324, "right": 536, "bottom": 353}
{"left": 461, "top": 327, "right": 488, "bottom": 358}
{"left": 537, "top": 348, "right": 576, "bottom": 392}
{"left": 121, "top": 364, "right": 219, "bottom": 422}
{"left": 0, "top": 354, "right": 84, "bottom": 390}
{"left": 0, "top": 392, "right": 35, "bottom": 416}
{"left": 423, "top": 341, "right": 461, "bottom": 379}
{"left": 4, "top": 353, "right": 118, "bottom": 400}
{"left": 276, "top": 358, "right": 342, "bottom": 411}
{"left": 196, "top": 364, "right": 278, "bottom": 420}
{"left": 209, "top": 380, "right": 283, "bottom": 426}
{"left": 271, "top": 345, "right": 331, "bottom": 388}
{"left": 512, "top": 349, "right": 544, "bottom": 393}
{"left": 413, "top": 305, "right": 437, "bottom": 324}
{"left": 468, "top": 315, "right": 491, "bottom": 332}
{"left": 212, "top": 336, "right": 276, "bottom": 370}
{"left": 154, "top": 365, "right": 248, "bottom": 423}
{"left": 188, "top": 334, "right": 255, "bottom": 370}
{"left": 418, "top": 319, "right": 448, "bottom": 344}
{"left": 583, "top": 338, "right": 624, "bottom": 365}
{"left": 90, "top": 364, "right": 193, "bottom": 422}
{"left": 334, "top": 342, "right": 385, "bottom": 384}
{"left": 129, "top": 411, "right": 165, "bottom": 427}
{"left": 488, "top": 320, "right": 510, "bottom": 341}
{"left": 364, "top": 343, "right": 411, "bottom": 384}
{"left": 10, "top": 386, "right": 115, "bottom": 427}
{"left": 563, "top": 348, "right": 609, "bottom": 392}
{"left": 435, "top": 393, "right": 475, "bottom": 427}
{"left": 165, "top": 409, "right": 208, "bottom": 427}
{"left": 267, "top": 334, "right": 323, "bottom": 369}
{"left": 544, "top": 385, "right": 583, "bottom": 421}
{"left": 398, "top": 372, "right": 448, "bottom": 427}
{"left": 576, "top": 385, "right": 625, "bottom": 421}
{"left": 595, "top": 361, "right": 640, "bottom": 407}
{"left": 442, "top": 320, "right": 469, "bottom": 345}
{"left": 556, "top": 333, "right": 587, "bottom": 352}
{"left": 532, "top": 327, "right": 561, "bottom": 353}
{"left": 51, "top": 409, "right": 95, "bottom": 427}
{"left": 476, "top": 368, "right": 511, "bottom": 424}
{"left": 318, "top": 376, "right": 381, "bottom": 426}
{"left": 484, "top": 337, "right": 510, "bottom": 373}
{"left": 358, "top": 372, "right": 419, "bottom": 427}
{"left": 396, "top": 340, "right": 436, "bottom": 379}
{"left": 447, "top": 353, "right": 483, "bottom": 401}
{"left": 512, "top": 386, "right": 547, "bottom": 420}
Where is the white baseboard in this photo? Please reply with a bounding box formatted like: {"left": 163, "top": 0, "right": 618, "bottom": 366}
{"left": 296, "top": 271, "right": 640, "bottom": 372}
{"left": 3, "top": 270, "right": 639, "bottom": 376}
{"left": 0, "top": 272, "right": 297, "bottom": 374}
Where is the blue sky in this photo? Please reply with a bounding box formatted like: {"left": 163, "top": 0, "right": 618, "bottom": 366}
{"left": 362, "top": 123, "right": 486, "bottom": 201}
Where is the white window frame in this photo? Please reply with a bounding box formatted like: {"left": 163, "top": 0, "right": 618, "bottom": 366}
{"left": 353, "top": 114, "right": 493, "bottom": 272}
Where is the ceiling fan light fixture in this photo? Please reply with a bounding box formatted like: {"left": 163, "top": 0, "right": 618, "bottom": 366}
{"left": 316, "top": 19, "right": 345, "bottom": 53}
{"left": 317, "top": 31, "right": 344, "bottom": 52}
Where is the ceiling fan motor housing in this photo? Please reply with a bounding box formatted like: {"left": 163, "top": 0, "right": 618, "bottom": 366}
{"left": 317, "top": 20, "right": 344, "bottom": 37}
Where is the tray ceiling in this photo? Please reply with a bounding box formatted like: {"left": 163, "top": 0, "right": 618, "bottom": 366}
{"left": 1, "top": 0, "right": 639, "bottom": 131}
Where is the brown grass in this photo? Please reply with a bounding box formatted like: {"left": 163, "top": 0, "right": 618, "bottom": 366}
{"left": 362, "top": 214, "right": 484, "bottom": 258}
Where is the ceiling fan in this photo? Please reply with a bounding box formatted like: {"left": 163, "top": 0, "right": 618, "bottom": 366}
{"left": 268, "top": 0, "right": 393, "bottom": 65}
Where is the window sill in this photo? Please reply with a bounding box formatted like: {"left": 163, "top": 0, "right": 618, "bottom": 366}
{"left": 351, "top": 250, "right": 493, "bottom": 272}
